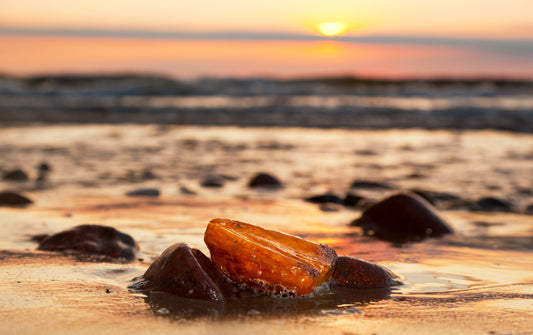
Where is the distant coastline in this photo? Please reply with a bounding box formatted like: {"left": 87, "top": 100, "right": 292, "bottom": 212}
{"left": 3, "top": 26, "right": 532, "bottom": 48}
{"left": 2, "top": 73, "right": 532, "bottom": 95}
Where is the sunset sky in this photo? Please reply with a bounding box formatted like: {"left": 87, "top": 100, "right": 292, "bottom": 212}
{"left": 2, "top": 0, "right": 533, "bottom": 37}
{"left": 1, "top": 0, "right": 532, "bottom": 78}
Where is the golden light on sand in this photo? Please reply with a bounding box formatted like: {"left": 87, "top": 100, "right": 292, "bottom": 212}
{"left": 317, "top": 22, "right": 347, "bottom": 36}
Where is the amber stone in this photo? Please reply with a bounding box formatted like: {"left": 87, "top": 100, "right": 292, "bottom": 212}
{"left": 204, "top": 218, "right": 337, "bottom": 296}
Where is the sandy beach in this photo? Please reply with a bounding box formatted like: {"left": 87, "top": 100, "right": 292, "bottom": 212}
{"left": 2, "top": 0, "right": 533, "bottom": 332}
{"left": 1, "top": 124, "right": 532, "bottom": 334}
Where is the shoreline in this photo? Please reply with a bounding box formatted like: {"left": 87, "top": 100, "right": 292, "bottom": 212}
{"left": 1, "top": 102, "right": 533, "bottom": 133}
{"left": 1, "top": 74, "right": 532, "bottom": 132}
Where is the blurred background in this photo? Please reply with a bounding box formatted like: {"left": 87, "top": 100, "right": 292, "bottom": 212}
{"left": 1, "top": 0, "right": 533, "bottom": 129}
{"left": 1, "top": 0, "right": 532, "bottom": 78}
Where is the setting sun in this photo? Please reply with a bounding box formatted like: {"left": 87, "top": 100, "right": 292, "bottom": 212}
{"left": 317, "top": 22, "right": 347, "bottom": 36}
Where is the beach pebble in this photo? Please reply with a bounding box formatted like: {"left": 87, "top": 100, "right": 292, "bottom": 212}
{"left": 304, "top": 193, "right": 343, "bottom": 205}
{"left": 349, "top": 180, "right": 393, "bottom": 190}
{"left": 37, "top": 224, "right": 139, "bottom": 260}
{"left": 133, "top": 243, "right": 233, "bottom": 302}
{"left": 37, "top": 162, "right": 51, "bottom": 172}
{"left": 474, "top": 197, "right": 513, "bottom": 212}
{"left": 248, "top": 172, "right": 283, "bottom": 189}
{"left": 2, "top": 169, "right": 29, "bottom": 182}
{"left": 0, "top": 191, "right": 33, "bottom": 206}
{"left": 343, "top": 193, "right": 366, "bottom": 208}
{"left": 141, "top": 168, "right": 157, "bottom": 180}
{"left": 126, "top": 188, "right": 160, "bottom": 197}
{"left": 36, "top": 162, "right": 52, "bottom": 182}
{"left": 201, "top": 175, "right": 225, "bottom": 188}
{"left": 350, "top": 192, "right": 454, "bottom": 242}
{"left": 332, "top": 256, "right": 402, "bottom": 288}
{"left": 354, "top": 149, "right": 378, "bottom": 156}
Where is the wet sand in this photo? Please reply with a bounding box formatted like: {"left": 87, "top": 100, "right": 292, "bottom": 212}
{"left": 1, "top": 124, "right": 532, "bottom": 334}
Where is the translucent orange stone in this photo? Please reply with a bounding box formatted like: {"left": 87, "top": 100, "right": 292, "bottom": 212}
{"left": 204, "top": 218, "right": 337, "bottom": 296}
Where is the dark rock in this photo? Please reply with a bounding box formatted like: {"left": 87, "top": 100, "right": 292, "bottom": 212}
{"left": 525, "top": 204, "right": 533, "bottom": 215}
{"left": 0, "top": 191, "right": 33, "bottom": 206}
{"left": 37, "top": 224, "right": 139, "bottom": 260}
{"left": 405, "top": 171, "right": 425, "bottom": 179}
{"left": 2, "top": 169, "right": 29, "bottom": 182}
{"left": 37, "top": 162, "right": 51, "bottom": 172}
{"left": 201, "top": 175, "right": 225, "bottom": 188}
{"left": 350, "top": 192, "right": 454, "bottom": 242}
{"left": 248, "top": 173, "right": 283, "bottom": 189}
{"left": 343, "top": 193, "right": 365, "bottom": 207}
{"left": 332, "top": 256, "right": 402, "bottom": 289}
{"left": 475, "top": 197, "right": 513, "bottom": 212}
{"left": 304, "top": 193, "right": 343, "bottom": 205}
{"left": 516, "top": 188, "right": 532, "bottom": 196}
{"left": 36, "top": 162, "right": 51, "bottom": 183}
{"left": 132, "top": 243, "right": 233, "bottom": 302}
{"left": 141, "top": 168, "right": 157, "bottom": 180}
{"left": 126, "top": 188, "right": 160, "bottom": 197}
{"left": 349, "top": 180, "right": 393, "bottom": 190}
{"left": 354, "top": 149, "right": 377, "bottom": 156}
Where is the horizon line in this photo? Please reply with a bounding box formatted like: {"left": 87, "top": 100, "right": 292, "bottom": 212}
{"left": 1, "top": 26, "right": 532, "bottom": 50}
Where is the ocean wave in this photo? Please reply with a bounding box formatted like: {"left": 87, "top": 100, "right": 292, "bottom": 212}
{"left": 1, "top": 74, "right": 532, "bottom": 131}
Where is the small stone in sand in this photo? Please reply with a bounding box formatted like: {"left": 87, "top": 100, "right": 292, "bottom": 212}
{"left": 333, "top": 256, "right": 401, "bottom": 289}
{"left": 248, "top": 173, "right": 283, "bottom": 189}
{"left": 475, "top": 197, "right": 513, "bottom": 212}
{"left": 132, "top": 242, "right": 233, "bottom": 302}
{"left": 126, "top": 188, "right": 160, "bottom": 197}
{"left": 201, "top": 175, "right": 225, "bottom": 188}
{"left": 37, "top": 162, "right": 51, "bottom": 172}
{"left": 37, "top": 224, "right": 139, "bottom": 260}
{"left": 343, "top": 193, "right": 365, "bottom": 208}
{"left": 2, "top": 169, "right": 29, "bottom": 182}
{"left": 141, "top": 168, "right": 157, "bottom": 180}
{"left": 349, "top": 180, "right": 393, "bottom": 190}
{"left": 36, "top": 162, "right": 52, "bottom": 183}
{"left": 351, "top": 192, "right": 454, "bottom": 242}
{"left": 0, "top": 191, "right": 33, "bottom": 206}
{"left": 304, "top": 193, "right": 343, "bottom": 205}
